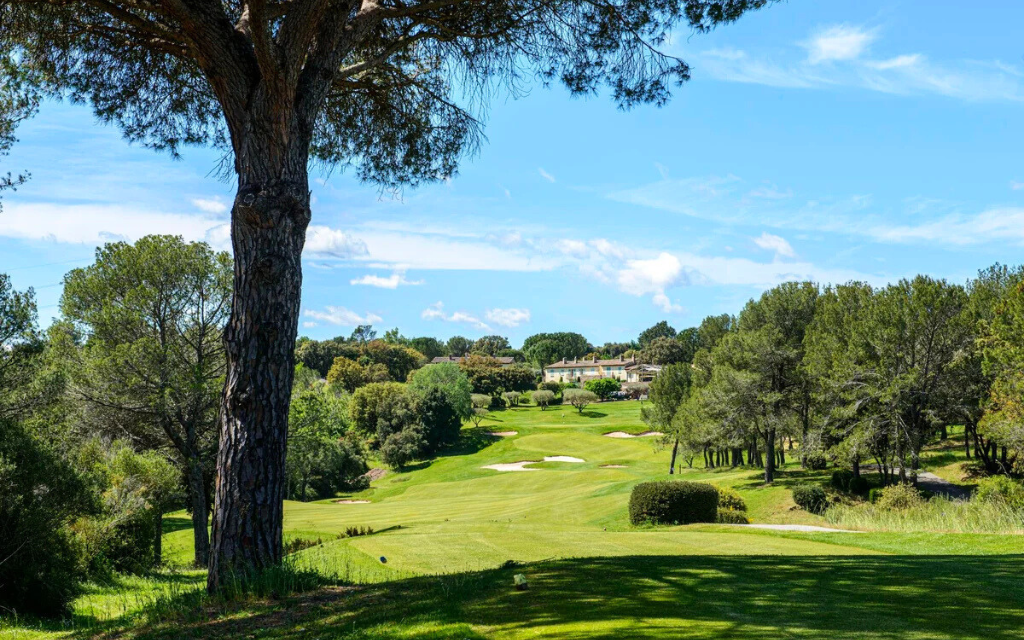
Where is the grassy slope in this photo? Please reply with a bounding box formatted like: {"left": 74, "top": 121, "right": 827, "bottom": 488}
{"left": 6, "top": 402, "right": 1023, "bottom": 640}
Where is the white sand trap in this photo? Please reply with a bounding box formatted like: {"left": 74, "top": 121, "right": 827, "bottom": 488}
{"left": 335, "top": 499, "right": 371, "bottom": 504}
{"left": 488, "top": 431, "right": 518, "bottom": 437}
{"left": 601, "top": 464, "right": 627, "bottom": 468}
{"left": 482, "top": 456, "right": 586, "bottom": 471}
{"left": 734, "top": 524, "right": 863, "bottom": 533}
{"left": 604, "top": 431, "right": 664, "bottom": 438}
{"left": 481, "top": 461, "right": 541, "bottom": 472}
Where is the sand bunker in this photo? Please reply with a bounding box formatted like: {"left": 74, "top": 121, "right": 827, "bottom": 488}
{"left": 604, "top": 431, "right": 664, "bottom": 438}
{"left": 600, "top": 464, "right": 627, "bottom": 468}
{"left": 482, "top": 456, "right": 586, "bottom": 471}
{"left": 335, "top": 499, "right": 371, "bottom": 504}
{"left": 481, "top": 461, "right": 540, "bottom": 472}
{"left": 488, "top": 431, "right": 518, "bottom": 437}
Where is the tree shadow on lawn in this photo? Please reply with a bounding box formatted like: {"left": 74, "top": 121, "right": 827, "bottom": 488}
{"left": 161, "top": 515, "right": 194, "bottom": 536}
{"left": 117, "top": 555, "right": 1024, "bottom": 640}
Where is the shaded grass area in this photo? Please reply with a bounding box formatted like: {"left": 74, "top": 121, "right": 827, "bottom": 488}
{"left": 101, "top": 555, "right": 1024, "bottom": 640}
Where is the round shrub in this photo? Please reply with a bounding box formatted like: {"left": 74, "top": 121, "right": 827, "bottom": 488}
{"left": 628, "top": 481, "right": 718, "bottom": 526}
{"left": 717, "top": 508, "right": 750, "bottom": 524}
{"left": 875, "top": 483, "right": 925, "bottom": 511}
{"left": 792, "top": 484, "right": 829, "bottom": 514}
{"left": 803, "top": 453, "right": 827, "bottom": 470}
{"left": 975, "top": 476, "right": 1024, "bottom": 510}
{"left": 831, "top": 469, "right": 854, "bottom": 491}
{"left": 715, "top": 486, "right": 747, "bottom": 512}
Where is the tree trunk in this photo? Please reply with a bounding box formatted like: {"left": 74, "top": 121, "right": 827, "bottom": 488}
{"left": 153, "top": 510, "right": 163, "bottom": 566}
{"left": 208, "top": 144, "right": 310, "bottom": 590}
{"left": 187, "top": 459, "right": 210, "bottom": 567}
{"left": 764, "top": 429, "right": 776, "bottom": 484}
{"left": 852, "top": 457, "right": 860, "bottom": 479}
{"left": 668, "top": 437, "right": 679, "bottom": 475}
{"left": 964, "top": 423, "right": 972, "bottom": 459}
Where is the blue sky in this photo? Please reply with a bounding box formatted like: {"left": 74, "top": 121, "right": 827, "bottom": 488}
{"left": 3, "top": 0, "right": 1024, "bottom": 347}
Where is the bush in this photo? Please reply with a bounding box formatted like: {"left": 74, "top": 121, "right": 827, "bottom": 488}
{"left": 715, "top": 486, "right": 747, "bottom": 512}
{"left": 831, "top": 469, "right": 854, "bottom": 491}
{"left": 349, "top": 382, "right": 417, "bottom": 442}
{"left": 792, "top": 484, "right": 828, "bottom": 514}
{"left": 975, "top": 476, "right": 1024, "bottom": 510}
{"left": 538, "top": 381, "right": 561, "bottom": 395}
{"left": 628, "top": 481, "right": 718, "bottom": 525}
{"left": 0, "top": 419, "right": 92, "bottom": 618}
{"left": 379, "top": 425, "right": 427, "bottom": 469}
{"left": 717, "top": 508, "right": 750, "bottom": 524}
{"left": 875, "top": 483, "right": 925, "bottom": 511}
{"left": 584, "top": 377, "right": 620, "bottom": 400}
{"left": 868, "top": 488, "right": 884, "bottom": 503}
{"left": 803, "top": 453, "right": 827, "bottom": 470}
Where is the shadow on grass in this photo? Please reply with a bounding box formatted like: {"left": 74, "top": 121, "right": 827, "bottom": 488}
{"left": 161, "top": 515, "right": 194, "bottom": 536}
{"left": 111, "top": 555, "right": 1024, "bottom": 640}
{"left": 578, "top": 410, "right": 608, "bottom": 418}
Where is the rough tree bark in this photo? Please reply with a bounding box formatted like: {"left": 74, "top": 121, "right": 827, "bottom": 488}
{"left": 208, "top": 102, "right": 311, "bottom": 588}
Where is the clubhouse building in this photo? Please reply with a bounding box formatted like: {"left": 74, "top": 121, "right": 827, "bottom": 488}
{"left": 542, "top": 356, "right": 661, "bottom": 384}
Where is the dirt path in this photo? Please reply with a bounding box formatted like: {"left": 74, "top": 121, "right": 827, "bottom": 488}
{"left": 863, "top": 465, "right": 972, "bottom": 500}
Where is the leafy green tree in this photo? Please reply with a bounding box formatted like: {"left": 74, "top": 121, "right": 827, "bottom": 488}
{"left": 979, "top": 268, "right": 1024, "bottom": 471}
{"left": 292, "top": 363, "right": 322, "bottom": 395}
{"left": 641, "top": 363, "right": 692, "bottom": 473}
{"left": 295, "top": 338, "right": 360, "bottom": 377}
{"left": 638, "top": 321, "right": 676, "bottom": 347}
{"left": 410, "top": 337, "right": 445, "bottom": 361}
{"left": 642, "top": 335, "right": 688, "bottom": 365}
{"left": 349, "top": 382, "right": 418, "bottom": 444}
{"left": 60, "top": 236, "right": 230, "bottom": 565}
{"left": 327, "top": 356, "right": 368, "bottom": 393}
{"left": 563, "top": 388, "right": 598, "bottom": 414}
{"left": 445, "top": 335, "right": 474, "bottom": 357}
{"left": 382, "top": 327, "right": 408, "bottom": 345}
{"left": 2, "top": 0, "right": 772, "bottom": 584}
{"left": 379, "top": 424, "right": 427, "bottom": 469}
{"left": 676, "top": 327, "right": 700, "bottom": 364}
{"left": 523, "top": 332, "right": 592, "bottom": 366}
{"left": 407, "top": 362, "right": 473, "bottom": 420}
{"left": 418, "top": 388, "right": 463, "bottom": 451}
{"left": 697, "top": 314, "right": 735, "bottom": 351}
{"left": 701, "top": 282, "right": 818, "bottom": 483}
{"left": 502, "top": 391, "right": 521, "bottom": 407}
{"left": 350, "top": 325, "right": 378, "bottom": 347}
{"left": 472, "top": 335, "right": 511, "bottom": 356}
{"left": 0, "top": 275, "right": 46, "bottom": 419}
{"left": 364, "top": 340, "right": 425, "bottom": 381}
{"left": 287, "top": 386, "right": 366, "bottom": 500}
{"left": 469, "top": 393, "right": 492, "bottom": 426}
{"left": 585, "top": 377, "right": 621, "bottom": 400}
{"left": 599, "top": 342, "right": 635, "bottom": 358}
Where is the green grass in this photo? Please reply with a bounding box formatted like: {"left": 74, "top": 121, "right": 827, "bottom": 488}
{"left": 5, "top": 401, "right": 1023, "bottom": 640}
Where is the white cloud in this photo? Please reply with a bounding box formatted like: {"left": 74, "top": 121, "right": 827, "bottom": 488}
{"left": 349, "top": 270, "right": 424, "bottom": 289}
{"left": 485, "top": 308, "right": 531, "bottom": 328}
{"left": 864, "top": 207, "right": 1024, "bottom": 246}
{"left": 421, "top": 302, "right": 489, "bottom": 330}
{"left": 698, "top": 27, "right": 1024, "bottom": 102}
{"left": 305, "top": 225, "right": 368, "bottom": 258}
{"left": 617, "top": 253, "right": 687, "bottom": 313}
{"left": 302, "top": 321, "right": 318, "bottom": 328}
{"left": 0, "top": 201, "right": 228, "bottom": 246}
{"left": 1011, "top": 181, "right": 1024, "bottom": 191}
{"left": 191, "top": 198, "right": 229, "bottom": 214}
{"left": 304, "top": 306, "right": 382, "bottom": 326}
{"left": 538, "top": 168, "right": 556, "bottom": 183}
{"left": 803, "top": 25, "right": 877, "bottom": 64}
{"left": 753, "top": 232, "right": 796, "bottom": 258}
{"left": 352, "top": 229, "right": 555, "bottom": 272}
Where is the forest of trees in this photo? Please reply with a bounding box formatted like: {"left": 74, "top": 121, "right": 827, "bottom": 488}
{"left": 643, "top": 267, "right": 1024, "bottom": 485}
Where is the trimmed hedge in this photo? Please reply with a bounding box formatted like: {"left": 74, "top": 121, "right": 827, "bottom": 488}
{"left": 792, "top": 484, "right": 829, "bottom": 514}
{"left": 715, "top": 486, "right": 747, "bottom": 512}
{"left": 717, "top": 508, "right": 750, "bottom": 524}
{"left": 629, "top": 481, "right": 718, "bottom": 525}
